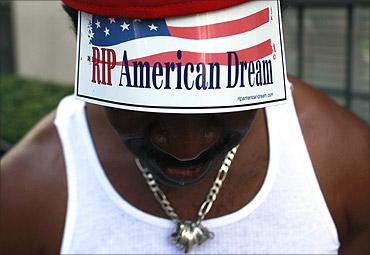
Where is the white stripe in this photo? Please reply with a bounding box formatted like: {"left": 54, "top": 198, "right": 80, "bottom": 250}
{"left": 166, "top": 0, "right": 272, "bottom": 27}
{"left": 101, "top": 21, "right": 272, "bottom": 59}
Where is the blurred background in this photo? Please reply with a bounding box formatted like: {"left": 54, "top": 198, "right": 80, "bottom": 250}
{"left": 0, "top": 0, "right": 369, "bottom": 156}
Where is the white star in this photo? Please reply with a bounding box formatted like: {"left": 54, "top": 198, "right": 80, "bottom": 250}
{"left": 120, "top": 22, "right": 130, "bottom": 31}
{"left": 148, "top": 23, "right": 158, "bottom": 31}
{"left": 104, "top": 27, "right": 110, "bottom": 36}
{"left": 95, "top": 20, "right": 101, "bottom": 28}
{"left": 109, "top": 18, "right": 116, "bottom": 24}
{"left": 88, "top": 32, "right": 94, "bottom": 39}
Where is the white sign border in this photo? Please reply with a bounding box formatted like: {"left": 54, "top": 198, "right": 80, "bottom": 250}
{"left": 74, "top": 0, "right": 288, "bottom": 113}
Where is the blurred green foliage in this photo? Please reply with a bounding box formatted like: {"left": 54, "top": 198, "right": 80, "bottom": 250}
{"left": 0, "top": 76, "right": 73, "bottom": 144}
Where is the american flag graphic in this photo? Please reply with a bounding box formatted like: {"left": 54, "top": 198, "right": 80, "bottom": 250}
{"left": 87, "top": 6, "right": 274, "bottom": 66}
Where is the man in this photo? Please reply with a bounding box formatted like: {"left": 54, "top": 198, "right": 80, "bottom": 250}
{"left": 1, "top": 0, "right": 369, "bottom": 254}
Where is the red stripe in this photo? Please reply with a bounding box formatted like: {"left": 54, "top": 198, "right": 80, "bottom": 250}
{"left": 167, "top": 8, "right": 270, "bottom": 40}
{"left": 116, "top": 39, "right": 273, "bottom": 67}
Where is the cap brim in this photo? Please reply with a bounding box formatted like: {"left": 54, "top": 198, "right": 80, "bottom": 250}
{"left": 62, "top": 0, "right": 250, "bottom": 19}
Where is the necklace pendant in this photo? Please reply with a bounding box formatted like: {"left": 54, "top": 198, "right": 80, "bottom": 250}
{"left": 171, "top": 221, "right": 214, "bottom": 253}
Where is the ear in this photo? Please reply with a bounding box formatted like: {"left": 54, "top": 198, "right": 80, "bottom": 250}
{"left": 280, "top": 0, "right": 288, "bottom": 12}
{"left": 62, "top": 4, "right": 78, "bottom": 34}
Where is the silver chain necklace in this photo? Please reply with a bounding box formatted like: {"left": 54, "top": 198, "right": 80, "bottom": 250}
{"left": 135, "top": 145, "right": 239, "bottom": 253}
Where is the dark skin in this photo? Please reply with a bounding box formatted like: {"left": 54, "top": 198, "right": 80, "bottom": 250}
{"left": 0, "top": 77, "right": 369, "bottom": 254}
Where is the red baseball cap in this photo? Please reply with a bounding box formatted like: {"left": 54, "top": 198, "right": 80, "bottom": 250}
{"left": 62, "top": 0, "right": 250, "bottom": 18}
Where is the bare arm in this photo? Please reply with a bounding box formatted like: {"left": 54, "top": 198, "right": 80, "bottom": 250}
{"left": 290, "top": 76, "right": 370, "bottom": 254}
{"left": 0, "top": 111, "right": 67, "bottom": 254}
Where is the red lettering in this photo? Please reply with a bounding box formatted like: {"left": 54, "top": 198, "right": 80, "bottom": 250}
{"left": 106, "top": 49, "right": 116, "bottom": 85}
{"left": 101, "top": 48, "right": 107, "bottom": 84}
{"left": 91, "top": 47, "right": 101, "bottom": 84}
{"left": 91, "top": 47, "right": 116, "bottom": 86}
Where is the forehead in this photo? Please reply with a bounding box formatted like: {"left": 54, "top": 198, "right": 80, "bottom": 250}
{"left": 105, "top": 107, "right": 256, "bottom": 118}
{"left": 104, "top": 107, "right": 258, "bottom": 130}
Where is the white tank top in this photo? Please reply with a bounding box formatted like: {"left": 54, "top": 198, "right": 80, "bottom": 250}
{"left": 55, "top": 90, "right": 339, "bottom": 254}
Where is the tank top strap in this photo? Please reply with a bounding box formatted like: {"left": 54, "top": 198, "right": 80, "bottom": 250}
{"left": 265, "top": 84, "right": 339, "bottom": 245}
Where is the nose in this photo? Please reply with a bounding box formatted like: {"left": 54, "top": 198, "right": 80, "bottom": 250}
{"left": 149, "top": 116, "right": 221, "bottom": 161}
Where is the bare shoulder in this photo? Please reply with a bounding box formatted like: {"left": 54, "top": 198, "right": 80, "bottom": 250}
{"left": 0, "top": 111, "right": 67, "bottom": 254}
{"left": 289, "top": 76, "right": 369, "bottom": 254}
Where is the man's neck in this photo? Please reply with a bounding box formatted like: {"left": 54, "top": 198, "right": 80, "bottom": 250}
{"left": 86, "top": 104, "right": 269, "bottom": 220}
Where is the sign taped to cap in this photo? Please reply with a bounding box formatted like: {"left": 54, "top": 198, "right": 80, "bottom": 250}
{"left": 75, "top": 0, "right": 288, "bottom": 113}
